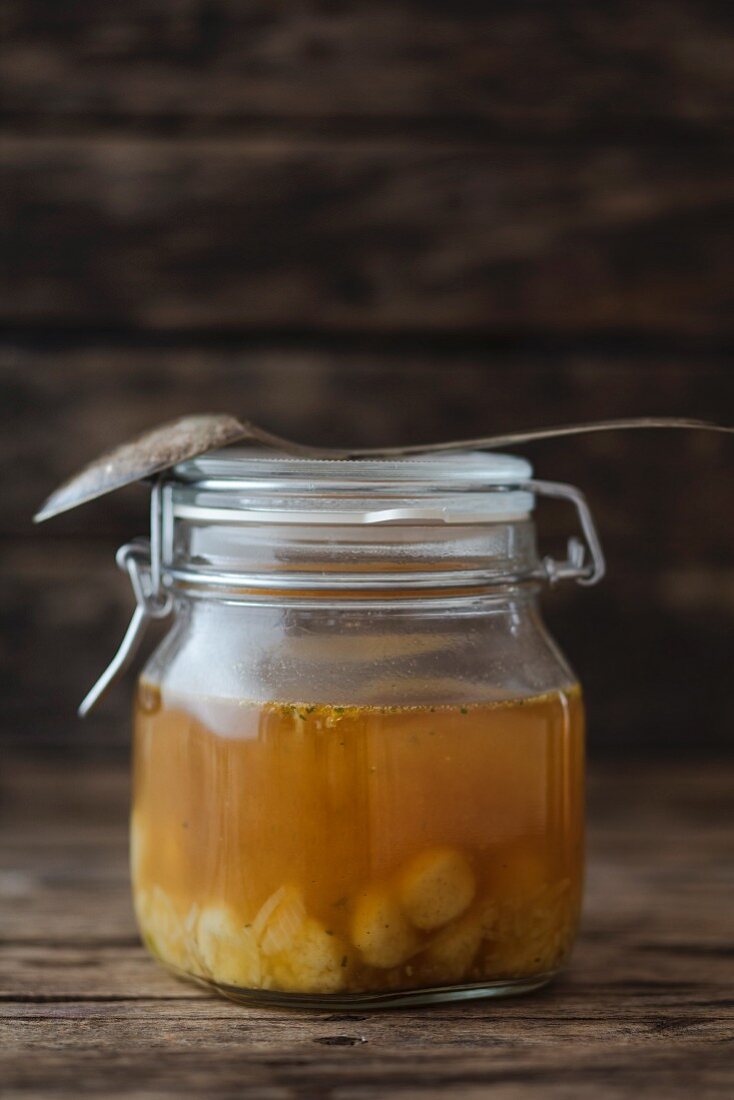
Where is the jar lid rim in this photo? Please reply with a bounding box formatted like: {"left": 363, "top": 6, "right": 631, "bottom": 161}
{"left": 173, "top": 447, "right": 533, "bottom": 488}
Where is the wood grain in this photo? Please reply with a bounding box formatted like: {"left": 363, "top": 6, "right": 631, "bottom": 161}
{"left": 3, "top": 138, "right": 732, "bottom": 334}
{"left": 1, "top": 756, "right": 732, "bottom": 1098}
{"left": 2, "top": 0, "right": 733, "bottom": 138}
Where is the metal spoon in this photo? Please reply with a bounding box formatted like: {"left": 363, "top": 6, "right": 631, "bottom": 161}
{"left": 34, "top": 413, "right": 732, "bottom": 523}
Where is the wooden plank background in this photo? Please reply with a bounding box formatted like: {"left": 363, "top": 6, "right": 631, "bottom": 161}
{"left": 1, "top": 0, "right": 733, "bottom": 755}
{"left": 3, "top": 1, "right": 733, "bottom": 137}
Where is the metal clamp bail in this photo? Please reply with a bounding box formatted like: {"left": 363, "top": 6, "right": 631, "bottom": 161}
{"left": 79, "top": 482, "right": 173, "bottom": 717}
{"left": 521, "top": 479, "right": 606, "bottom": 586}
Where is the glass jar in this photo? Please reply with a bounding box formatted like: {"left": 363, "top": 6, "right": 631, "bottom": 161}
{"left": 123, "top": 449, "right": 603, "bottom": 1008}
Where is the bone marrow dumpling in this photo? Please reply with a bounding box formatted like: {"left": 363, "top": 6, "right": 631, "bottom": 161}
{"left": 196, "top": 904, "right": 262, "bottom": 988}
{"left": 269, "top": 917, "right": 351, "bottom": 994}
{"left": 249, "top": 884, "right": 351, "bottom": 994}
{"left": 420, "top": 908, "right": 483, "bottom": 984}
{"left": 135, "top": 886, "right": 198, "bottom": 974}
{"left": 397, "top": 846, "right": 476, "bottom": 931}
{"left": 350, "top": 883, "right": 419, "bottom": 968}
{"left": 253, "top": 884, "right": 308, "bottom": 958}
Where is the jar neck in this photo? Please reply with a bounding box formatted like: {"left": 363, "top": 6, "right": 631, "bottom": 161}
{"left": 164, "top": 517, "right": 543, "bottom": 603}
{"left": 147, "top": 582, "right": 572, "bottom": 716}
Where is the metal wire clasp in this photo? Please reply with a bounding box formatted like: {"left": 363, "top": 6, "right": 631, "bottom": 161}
{"left": 522, "top": 479, "right": 606, "bottom": 586}
{"left": 78, "top": 536, "right": 173, "bottom": 718}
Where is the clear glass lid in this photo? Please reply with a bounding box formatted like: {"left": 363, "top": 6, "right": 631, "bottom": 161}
{"left": 172, "top": 448, "right": 535, "bottom": 525}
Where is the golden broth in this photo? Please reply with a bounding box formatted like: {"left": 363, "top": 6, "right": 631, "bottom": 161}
{"left": 132, "top": 685, "right": 584, "bottom": 997}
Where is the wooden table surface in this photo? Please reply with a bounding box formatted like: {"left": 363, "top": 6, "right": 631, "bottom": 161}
{"left": 1, "top": 755, "right": 732, "bottom": 1099}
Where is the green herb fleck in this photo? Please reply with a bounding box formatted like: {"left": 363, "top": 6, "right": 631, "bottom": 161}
{"left": 460, "top": 706, "right": 469, "bottom": 715}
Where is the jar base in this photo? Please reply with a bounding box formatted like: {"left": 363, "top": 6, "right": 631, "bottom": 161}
{"left": 167, "top": 966, "right": 557, "bottom": 1009}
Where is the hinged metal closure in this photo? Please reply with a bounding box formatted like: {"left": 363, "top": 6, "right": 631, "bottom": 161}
{"left": 522, "top": 479, "right": 606, "bottom": 587}
{"left": 78, "top": 482, "right": 173, "bottom": 716}
{"left": 79, "top": 475, "right": 605, "bottom": 716}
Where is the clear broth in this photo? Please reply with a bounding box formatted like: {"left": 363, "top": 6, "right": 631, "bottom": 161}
{"left": 132, "top": 686, "right": 584, "bottom": 997}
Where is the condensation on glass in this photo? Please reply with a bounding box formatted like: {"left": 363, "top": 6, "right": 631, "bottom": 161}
{"left": 119, "top": 449, "right": 604, "bottom": 1007}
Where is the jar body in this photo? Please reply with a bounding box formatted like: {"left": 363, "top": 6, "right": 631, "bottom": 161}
{"left": 131, "top": 590, "right": 584, "bottom": 1007}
